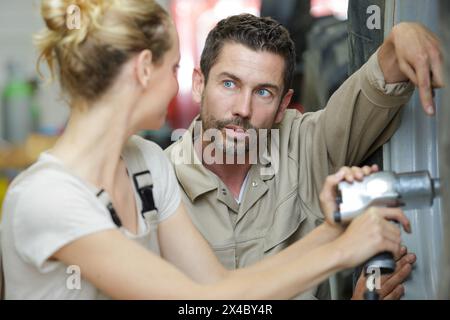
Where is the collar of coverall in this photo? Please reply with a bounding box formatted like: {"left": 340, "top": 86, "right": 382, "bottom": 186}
{"left": 172, "top": 116, "right": 275, "bottom": 202}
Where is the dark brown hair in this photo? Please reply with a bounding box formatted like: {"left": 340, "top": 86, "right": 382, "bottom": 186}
{"left": 200, "top": 14, "right": 296, "bottom": 95}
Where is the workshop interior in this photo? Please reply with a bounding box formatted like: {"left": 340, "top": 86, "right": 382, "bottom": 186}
{"left": 0, "top": 0, "right": 449, "bottom": 300}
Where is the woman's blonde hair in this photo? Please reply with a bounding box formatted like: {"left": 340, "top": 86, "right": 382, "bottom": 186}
{"left": 34, "top": 0, "right": 172, "bottom": 105}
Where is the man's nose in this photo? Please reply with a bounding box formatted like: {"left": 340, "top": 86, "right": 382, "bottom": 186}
{"left": 232, "top": 91, "right": 252, "bottom": 119}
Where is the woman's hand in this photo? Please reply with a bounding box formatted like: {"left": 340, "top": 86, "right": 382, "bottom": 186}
{"left": 333, "top": 206, "right": 412, "bottom": 269}
{"left": 319, "top": 165, "right": 380, "bottom": 225}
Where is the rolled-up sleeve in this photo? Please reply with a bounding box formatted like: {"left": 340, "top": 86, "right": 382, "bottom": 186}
{"left": 291, "top": 50, "right": 415, "bottom": 216}
{"left": 322, "top": 49, "right": 415, "bottom": 170}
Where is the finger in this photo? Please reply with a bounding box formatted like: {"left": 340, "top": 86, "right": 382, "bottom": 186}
{"left": 362, "top": 165, "right": 379, "bottom": 176}
{"left": 335, "top": 165, "right": 377, "bottom": 185}
{"left": 400, "top": 245, "right": 408, "bottom": 256}
{"left": 382, "top": 238, "right": 402, "bottom": 258}
{"left": 378, "top": 208, "right": 412, "bottom": 233}
{"left": 351, "top": 167, "right": 365, "bottom": 181}
{"left": 343, "top": 167, "right": 354, "bottom": 183}
{"left": 416, "top": 61, "right": 435, "bottom": 115}
{"left": 379, "top": 274, "right": 391, "bottom": 286}
{"left": 320, "top": 171, "right": 346, "bottom": 218}
{"left": 352, "top": 273, "right": 368, "bottom": 300}
{"left": 362, "top": 166, "right": 373, "bottom": 176}
{"left": 380, "top": 264, "right": 412, "bottom": 297}
{"left": 392, "top": 260, "right": 414, "bottom": 284}
{"left": 321, "top": 171, "right": 346, "bottom": 200}
{"left": 383, "top": 285, "right": 405, "bottom": 300}
{"left": 426, "top": 30, "right": 442, "bottom": 45}
{"left": 396, "top": 253, "right": 416, "bottom": 270}
{"left": 424, "top": 34, "right": 445, "bottom": 88}
{"left": 393, "top": 245, "right": 408, "bottom": 261}
{"left": 381, "top": 220, "right": 402, "bottom": 244}
{"left": 399, "top": 59, "right": 418, "bottom": 85}
{"left": 430, "top": 55, "right": 445, "bottom": 88}
{"left": 379, "top": 272, "right": 401, "bottom": 299}
{"left": 336, "top": 167, "right": 355, "bottom": 183}
{"left": 335, "top": 167, "right": 350, "bottom": 178}
{"left": 342, "top": 166, "right": 368, "bottom": 182}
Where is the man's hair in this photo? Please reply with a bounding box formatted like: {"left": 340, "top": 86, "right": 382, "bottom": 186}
{"left": 200, "top": 14, "right": 296, "bottom": 96}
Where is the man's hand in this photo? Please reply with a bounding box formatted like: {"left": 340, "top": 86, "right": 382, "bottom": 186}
{"left": 378, "top": 22, "right": 444, "bottom": 116}
{"left": 319, "top": 165, "right": 379, "bottom": 225}
{"left": 352, "top": 246, "right": 417, "bottom": 300}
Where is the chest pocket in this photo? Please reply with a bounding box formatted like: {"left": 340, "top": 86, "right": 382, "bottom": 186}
{"left": 263, "top": 191, "right": 306, "bottom": 254}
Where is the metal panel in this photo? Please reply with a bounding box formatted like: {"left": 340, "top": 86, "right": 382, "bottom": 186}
{"left": 383, "top": 0, "right": 445, "bottom": 299}
{"left": 438, "top": 0, "right": 450, "bottom": 300}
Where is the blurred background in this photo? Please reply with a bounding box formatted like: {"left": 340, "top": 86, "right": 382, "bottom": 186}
{"left": 0, "top": 0, "right": 351, "bottom": 216}
{"left": 0, "top": 0, "right": 449, "bottom": 300}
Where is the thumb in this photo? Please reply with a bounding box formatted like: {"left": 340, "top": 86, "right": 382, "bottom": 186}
{"left": 320, "top": 170, "right": 345, "bottom": 221}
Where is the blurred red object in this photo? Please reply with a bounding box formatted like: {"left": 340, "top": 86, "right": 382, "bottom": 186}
{"left": 167, "top": 0, "right": 261, "bottom": 130}
{"left": 289, "top": 102, "right": 305, "bottom": 114}
{"left": 310, "top": 0, "right": 348, "bottom": 19}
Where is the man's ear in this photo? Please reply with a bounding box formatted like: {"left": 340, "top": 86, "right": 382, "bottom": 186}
{"left": 135, "top": 49, "right": 153, "bottom": 88}
{"left": 192, "top": 68, "right": 205, "bottom": 104}
{"left": 274, "top": 89, "right": 294, "bottom": 124}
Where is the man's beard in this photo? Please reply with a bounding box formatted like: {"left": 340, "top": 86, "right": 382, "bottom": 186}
{"left": 200, "top": 105, "right": 260, "bottom": 157}
{"left": 193, "top": 96, "right": 279, "bottom": 172}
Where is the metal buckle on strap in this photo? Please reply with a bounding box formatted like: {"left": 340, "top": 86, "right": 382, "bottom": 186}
{"left": 132, "top": 171, "right": 157, "bottom": 215}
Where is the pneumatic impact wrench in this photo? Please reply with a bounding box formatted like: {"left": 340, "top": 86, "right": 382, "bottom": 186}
{"left": 334, "top": 171, "right": 441, "bottom": 300}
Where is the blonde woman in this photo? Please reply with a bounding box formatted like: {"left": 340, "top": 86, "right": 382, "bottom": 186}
{"left": 0, "top": 0, "right": 410, "bottom": 299}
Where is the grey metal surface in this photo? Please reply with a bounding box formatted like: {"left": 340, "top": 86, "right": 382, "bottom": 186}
{"left": 383, "top": 0, "right": 446, "bottom": 299}
{"left": 438, "top": 0, "right": 450, "bottom": 300}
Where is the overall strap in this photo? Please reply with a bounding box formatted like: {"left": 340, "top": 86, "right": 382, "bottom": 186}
{"left": 95, "top": 138, "right": 157, "bottom": 227}
{"left": 121, "top": 139, "right": 157, "bottom": 218}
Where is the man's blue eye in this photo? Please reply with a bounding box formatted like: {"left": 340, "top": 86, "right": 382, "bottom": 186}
{"left": 257, "top": 89, "right": 271, "bottom": 97}
{"left": 223, "top": 81, "right": 235, "bottom": 88}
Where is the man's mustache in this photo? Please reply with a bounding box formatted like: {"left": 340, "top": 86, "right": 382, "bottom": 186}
{"left": 214, "top": 118, "right": 256, "bottom": 131}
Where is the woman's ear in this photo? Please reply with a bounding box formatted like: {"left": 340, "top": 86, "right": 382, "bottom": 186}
{"left": 192, "top": 68, "right": 205, "bottom": 104}
{"left": 135, "top": 49, "right": 153, "bottom": 88}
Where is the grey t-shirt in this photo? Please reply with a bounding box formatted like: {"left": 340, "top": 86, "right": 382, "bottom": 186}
{"left": 1, "top": 136, "right": 181, "bottom": 299}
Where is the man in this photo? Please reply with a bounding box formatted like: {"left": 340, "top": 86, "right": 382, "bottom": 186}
{"left": 166, "top": 14, "right": 443, "bottom": 299}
